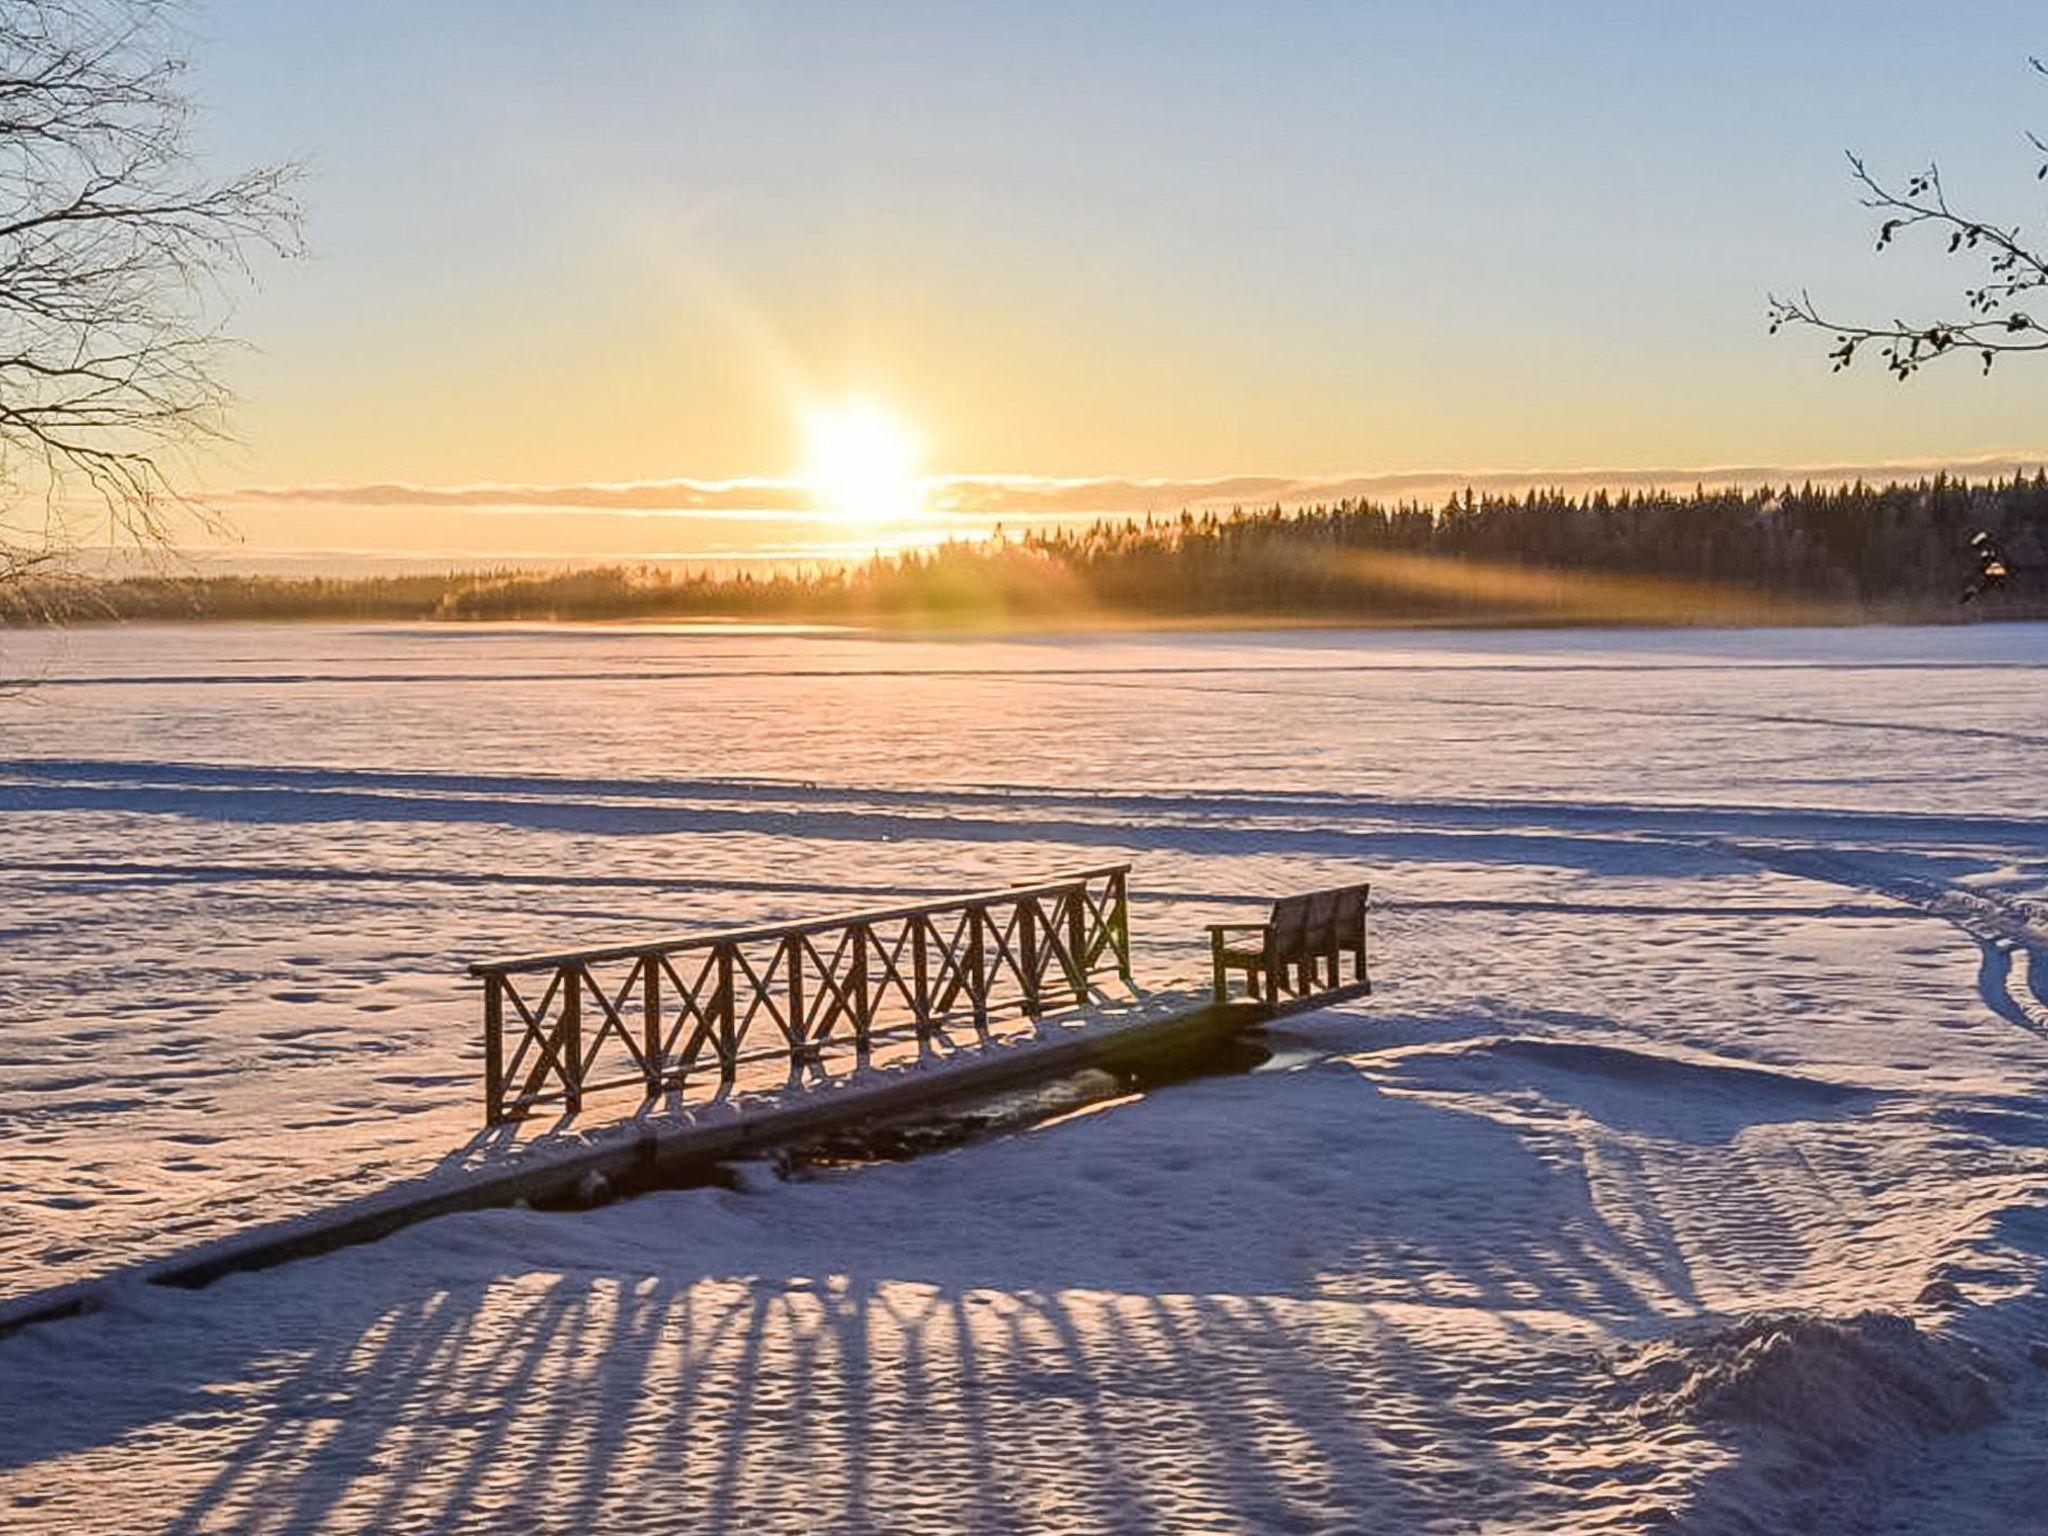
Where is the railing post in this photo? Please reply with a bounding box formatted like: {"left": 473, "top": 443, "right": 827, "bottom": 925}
{"left": 968, "top": 904, "right": 988, "bottom": 1028}
{"left": 912, "top": 915, "right": 932, "bottom": 1038}
{"left": 787, "top": 935, "right": 807, "bottom": 1065}
{"left": 483, "top": 971, "right": 505, "bottom": 1125}
{"left": 1066, "top": 884, "right": 1087, "bottom": 1004}
{"left": 1112, "top": 868, "right": 1133, "bottom": 981}
{"left": 642, "top": 955, "right": 663, "bottom": 1095}
{"left": 1020, "top": 899, "right": 1041, "bottom": 1015}
{"left": 716, "top": 943, "right": 737, "bottom": 1081}
{"left": 559, "top": 964, "right": 583, "bottom": 1114}
{"left": 850, "top": 923, "right": 871, "bottom": 1051}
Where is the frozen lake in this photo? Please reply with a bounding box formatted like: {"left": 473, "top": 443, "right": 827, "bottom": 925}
{"left": 4, "top": 619, "right": 2048, "bottom": 1532}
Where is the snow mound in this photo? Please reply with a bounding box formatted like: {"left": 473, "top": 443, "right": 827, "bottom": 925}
{"left": 1613, "top": 1310, "right": 2000, "bottom": 1458}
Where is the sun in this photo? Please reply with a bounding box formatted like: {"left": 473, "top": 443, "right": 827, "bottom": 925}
{"left": 802, "top": 401, "right": 925, "bottom": 529}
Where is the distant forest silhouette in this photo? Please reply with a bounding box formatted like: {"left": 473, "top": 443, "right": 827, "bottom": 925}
{"left": 20, "top": 474, "right": 2048, "bottom": 628}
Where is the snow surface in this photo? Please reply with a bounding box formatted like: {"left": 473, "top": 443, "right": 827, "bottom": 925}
{"left": 4, "top": 620, "right": 2048, "bottom": 1532}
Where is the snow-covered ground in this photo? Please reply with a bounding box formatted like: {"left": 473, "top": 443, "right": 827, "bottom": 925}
{"left": 4, "top": 619, "right": 2048, "bottom": 1532}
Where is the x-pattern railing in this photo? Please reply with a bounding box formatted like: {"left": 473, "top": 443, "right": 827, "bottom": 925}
{"left": 471, "top": 865, "right": 1133, "bottom": 1124}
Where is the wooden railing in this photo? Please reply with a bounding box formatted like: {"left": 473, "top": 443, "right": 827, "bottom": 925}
{"left": 469, "top": 865, "right": 1133, "bottom": 1124}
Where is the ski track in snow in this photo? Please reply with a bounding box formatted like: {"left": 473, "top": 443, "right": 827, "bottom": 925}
{"left": 3, "top": 621, "right": 2048, "bottom": 1532}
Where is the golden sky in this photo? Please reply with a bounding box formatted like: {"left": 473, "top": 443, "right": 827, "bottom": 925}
{"left": 161, "top": 1, "right": 2048, "bottom": 566}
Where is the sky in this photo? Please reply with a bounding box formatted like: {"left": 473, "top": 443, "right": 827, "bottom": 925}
{"left": 160, "top": 1, "right": 2048, "bottom": 564}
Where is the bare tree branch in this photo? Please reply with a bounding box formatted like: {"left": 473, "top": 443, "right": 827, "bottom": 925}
{"left": 0, "top": 0, "right": 302, "bottom": 589}
{"left": 1768, "top": 58, "right": 2048, "bottom": 380}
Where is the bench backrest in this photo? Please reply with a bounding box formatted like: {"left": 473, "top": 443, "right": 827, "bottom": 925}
{"left": 1267, "top": 882, "right": 1368, "bottom": 962}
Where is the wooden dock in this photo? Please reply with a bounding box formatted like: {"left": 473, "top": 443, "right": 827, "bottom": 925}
{"left": 0, "top": 979, "right": 1364, "bottom": 1339}
{"left": 0, "top": 866, "right": 1376, "bottom": 1338}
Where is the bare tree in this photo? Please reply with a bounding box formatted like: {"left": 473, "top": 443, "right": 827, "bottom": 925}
{"left": 0, "top": 0, "right": 299, "bottom": 604}
{"left": 1769, "top": 59, "right": 2048, "bottom": 381}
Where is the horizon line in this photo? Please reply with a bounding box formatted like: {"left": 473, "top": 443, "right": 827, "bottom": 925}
{"left": 219, "top": 452, "right": 2048, "bottom": 521}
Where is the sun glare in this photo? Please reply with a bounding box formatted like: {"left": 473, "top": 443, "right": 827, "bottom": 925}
{"left": 803, "top": 401, "right": 925, "bottom": 529}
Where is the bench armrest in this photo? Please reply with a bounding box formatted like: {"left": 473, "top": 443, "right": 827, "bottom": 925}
{"left": 1204, "top": 922, "right": 1271, "bottom": 935}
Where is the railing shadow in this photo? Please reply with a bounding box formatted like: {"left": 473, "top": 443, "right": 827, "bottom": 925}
{"left": 0, "top": 1061, "right": 1767, "bottom": 1531}
{"left": 141, "top": 1271, "right": 1532, "bottom": 1535}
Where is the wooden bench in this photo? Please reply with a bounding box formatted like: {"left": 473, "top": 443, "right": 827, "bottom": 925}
{"left": 1208, "top": 883, "right": 1370, "bottom": 1003}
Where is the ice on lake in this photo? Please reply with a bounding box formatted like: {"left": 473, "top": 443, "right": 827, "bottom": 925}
{"left": 3, "top": 619, "right": 2048, "bottom": 1532}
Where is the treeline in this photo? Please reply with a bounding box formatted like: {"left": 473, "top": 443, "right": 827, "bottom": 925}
{"left": 17, "top": 473, "right": 2048, "bottom": 627}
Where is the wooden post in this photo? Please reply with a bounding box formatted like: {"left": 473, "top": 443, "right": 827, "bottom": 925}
{"left": 912, "top": 916, "right": 931, "bottom": 1038}
{"left": 483, "top": 971, "right": 505, "bottom": 1125}
{"left": 850, "top": 923, "right": 871, "bottom": 1051}
{"left": 1112, "top": 868, "right": 1133, "bottom": 981}
{"left": 1358, "top": 904, "right": 1371, "bottom": 993}
{"left": 1210, "top": 931, "right": 1227, "bottom": 1004}
{"left": 968, "top": 905, "right": 988, "bottom": 1028}
{"left": 786, "top": 935, "right": 807, "bottom": 1065}
{"left": 1066, "top": 885, "right": 1087, "bottom": 1004}
{"left": 559, "top": 964, "right": 583, "bottom": 1113}
{"left": 1020, "top": 899, "right": 1041, "bottom": 1015}
{"left": 716, "top": 943, "right": 737, "bottom": 1080}
{"left": 642, "top": 955, "right": 663, "bottom": 1095}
